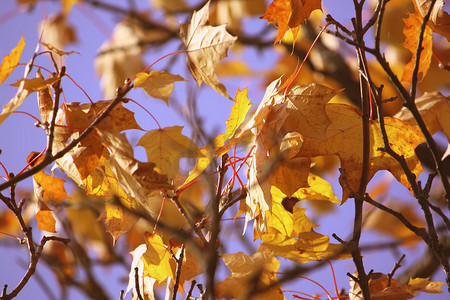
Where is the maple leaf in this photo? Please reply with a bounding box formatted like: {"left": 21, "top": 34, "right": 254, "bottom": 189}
{"left": 414, "top": 0, "right": 450, "bottom": 41}
{"left": 244, "top": 82, "right": 339, "bottom": 232}
{"left": 181, "top": 88, "right": 252, "bottom": 189}
{"left": 53, "top": 100, "right": 141, "bottom": 184}
{"left": 84, "top": 164, "right": 140, "bottom": 245}
{"left": 283, "top": 83, "right": 342, "bottom": 140}
{"left": 261, "top": 0, "right": 322, "bottom": 44}
{"left": 260, "top": 186, "right": 348, "bottom": 263}
{"left": 0, "top": 35, "right": 31, "bottom": 126}
{"left": 105, "top": 203, "right": 139, "bottom": 246}
{"left": 401, "top": 9, "right": 433, "bottom": 82}
{"left": 215, "top": 246, "right": 283, "bottom": 300}
{"left": 295, "top": 104, "right": 425, "bottom": 200}
{"left": 141, "top": 233, "right": 174, "bottom": 284}
{"left": 395, "top": 91, "right": 450, "bottom": 141}
{"left": 134, "top": 71, "right": 185, "bottom": 105}
{"left": 95, "top": 129, "right": 172, "bottom": 218}
{"left": 0, "top": 34, "right": 25, "bottom": 85}
{"left": 180, "top": 0, "right": 237, "bottom": 99}
{"left": 33, "top": 169, "right": 69, "bottom": 204}
{"left": 349, "top": 272, "right": 444, "bottom": 300}
{"left": 137, "top": 126, "right": 199, "bottom": 180}
{"left": 10, "top": 73, "right": 59, "bottom": 92}
{"left": 126, "top": 244, "right": 156, "bottom": 300}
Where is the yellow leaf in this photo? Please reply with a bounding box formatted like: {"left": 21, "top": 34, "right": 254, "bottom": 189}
{"left": 215, "top": 246, "right": 283, "bottom": 300}
{"left": 293, "top": 174, "right": 340, "bottom": 203}
{"left": 36, "top": 209, "right": 57, "bottom": 233}
{"left": 141, "top": 233, "right": 174, "bottom": 284}
{"left": 91, "top": 100, "right": 143, "bottom": 132}
{"left": 95, "top": 130, "right": 172, "bottom": 209}
{"left": 271, "top": 157, "right": 310, "bottom": 197}
{"left": 181, "top": 89, "right": 252, "bottom": 189}
{"left": 261, "top": 187, "right": 348, "bottom": 263}
{"left": 215, "top": 88, "right": 252, "bottom": 153}
{"left": 180, "top": 0, "right": 237, "bottom": 99}
{"left": 401, "top": 10, "right": 433, "bottom": 82}
{"left": 134, "top": 71, "right": 185, "bottom": 105}
{"left": 407, "top": 277, "right": 445, "bottom": 294}
{"left": 0, "top": 35, "right": 25, "bottom": 85}
{"left": 126, "top": 244, "right": 156, "bottom": 300}
{"left": 261, "top": 0, "right": 322, "bottom": 44}
{"left": 138, "top": 126, "right": 199, "bottom": 180}
{"left": 105, "top": 203, "right": 139, "bottom": 247}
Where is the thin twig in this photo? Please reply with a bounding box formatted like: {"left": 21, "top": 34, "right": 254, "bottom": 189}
{"left": 172, "top": 244, "right": 185, "bottom": 300}
{"left": 410, "top": 0, "right": 437, "bottom": 101}
{"left": 387, "top": 254, "right": 405, "bottom": 286}
{"left": 205, "top": 154, "right": 228, "bottom": 299}
{"left": 170, "top": 195, "right": 208, "bottom": 247}
{"left": 185, "top": 280, "right": 196, "bottom": 300}
{"left": 0, "top": 83, "right": 133, "bottom": 192}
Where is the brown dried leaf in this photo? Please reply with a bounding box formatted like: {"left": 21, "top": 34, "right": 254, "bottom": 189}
{"left": 180, "top": 0, "right": 237, "bottom": 99}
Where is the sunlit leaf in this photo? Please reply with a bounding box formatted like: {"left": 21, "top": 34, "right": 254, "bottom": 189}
{"left": 261, "top": 0, "right": 322, "bottom": 44}
{"left": 36, "top": 208, "right": 57, "bottom": 233}
{"left": 180, "top": 0, "right": 237, "bottom": 99}
{"left": 134, "top": 71, "right": 185, "bottom": 105}
{"left": 126, "top": 244, "right": 156, "bottom": 300}
{"left": 401, "top": 10, "right": 433, "bottom": 82}
{"left": 138, "top": 126, "right": 199, "bottom": 180}
{"left": 141, "top": 233, "right": 174, "bottom": 284}
{"left": 0, "top": 34, "right": 25, "bottom": 85}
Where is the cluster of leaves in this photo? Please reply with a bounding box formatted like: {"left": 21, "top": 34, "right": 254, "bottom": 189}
{"left": 0, "top": 0, "right": 449, "bottom": 300}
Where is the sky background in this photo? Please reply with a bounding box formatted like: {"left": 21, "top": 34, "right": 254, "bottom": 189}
{"left": 0, "top": 0, "right": 448, "bottom": 299}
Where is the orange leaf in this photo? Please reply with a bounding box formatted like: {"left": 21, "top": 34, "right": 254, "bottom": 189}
{"left": 0, "top": 35, "right": 25, "bottom": 85}
{"left": 401, "top": 10, "right": 433, "bottom": 82}
{"left": 261, "top": 0, "right": 322, "bottom": 44}
{"left": 36, "top": 209, "right": 57, "bottom": 233}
